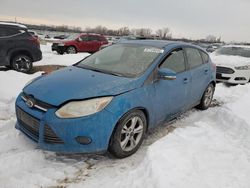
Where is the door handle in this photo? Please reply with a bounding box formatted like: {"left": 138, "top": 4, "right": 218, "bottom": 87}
{"left": 204, "top": 69, "right": 209, "bottom": 74}
{"left": 183, "top": 78, "right": 189, "bottom": 84}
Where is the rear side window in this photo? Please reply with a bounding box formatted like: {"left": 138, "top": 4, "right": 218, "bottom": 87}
{"left": 0, "top": 27, "right": 5, "bottom": 37}
{"left": 185, "top": 48, "right": 203, "bottom": 69}
{"left": 89, "top": 35, "right": 100, "bottom": 41}
{"left": 0, "top": 27, "right": 21, "bottom": 37}
{"left": 160, "top": 48, "right": 186, "bottom": 73}
{"left": 200, "top": 51, "right": 209, "bottom": 63}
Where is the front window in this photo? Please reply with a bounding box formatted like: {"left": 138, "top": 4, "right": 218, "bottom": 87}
{"left": 66, "top": 34, "right": 78, "bottom": 40}
{"left": 215, "top": 46, "right": 250, "bottom": 58}
{"left": 76, "top": 44, "right": 164, "bottom": 77}
{"left": 160, "top": 48, "right": 186, "bottom": 73}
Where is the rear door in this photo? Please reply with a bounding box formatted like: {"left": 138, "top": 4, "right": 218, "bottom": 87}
{"left": 184, "top": 47, "right": 210, "bottom": 106}
{"left": 88, "top": 35, "right": 101, "bottom": 52}
{"left": 153, "top": 48, "right": 191, "bottom": 124}
{"left": 0, "top": 26, "right": 19, "bottom": 65}
{"left": 79, "top": 35, "right": 91, "bottom": 52}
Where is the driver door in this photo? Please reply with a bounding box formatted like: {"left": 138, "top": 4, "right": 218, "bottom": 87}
{"left": 153, "top": 48, "right": 191, "bottom": 124}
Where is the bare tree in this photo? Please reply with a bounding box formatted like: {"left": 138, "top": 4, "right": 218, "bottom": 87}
{"left": 205, "top": 35, "right": 222, "bottom": 43}
{"left": 131, "top": 28, "right": 152, "bottom": 37}
{"left": 156, "top": 27, "right": 171, "bottom": 39}
{"left": 118, "top": 27, "right": 130, "bottom": 36}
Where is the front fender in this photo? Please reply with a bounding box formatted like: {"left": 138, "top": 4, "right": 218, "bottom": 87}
{"left": 105, "top": 84, "right": 156, "bottom": 131}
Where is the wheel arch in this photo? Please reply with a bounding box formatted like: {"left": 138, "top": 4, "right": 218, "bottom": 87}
{"left": 67, "top": 45, "right": 78, "bottom": 52}
{"left": 9, "top": 49, "right": 34, "bottom": 63}
{"left": 210, "top": 80, "right": 216, "bottom": 88}
{"left": 108, "top": 107, "right": 150, "bottom": 147}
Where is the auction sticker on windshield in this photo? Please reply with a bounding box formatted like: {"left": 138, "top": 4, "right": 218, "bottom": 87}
{"left": 144, "top": 48, "right": 164, "bottom": 53}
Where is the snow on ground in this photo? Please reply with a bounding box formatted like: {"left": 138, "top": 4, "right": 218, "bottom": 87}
{"left": 35, "top": 43, "right": 90, "bottom": 66}
{"left": 0, "top": 45, "right": 250, "bottom": 188}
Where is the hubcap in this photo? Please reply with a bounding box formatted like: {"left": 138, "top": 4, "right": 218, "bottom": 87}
{"left": 204, "top": 86, "right": 213, "bottom": 107}
{"left": 14, "top": 56, "right": 31, "bottom": 72}
{"left": 68, "top": 47, "right": 76, "bottom": 54}
{"left": 120, "top": 116, "right": 144, "bottom": 152}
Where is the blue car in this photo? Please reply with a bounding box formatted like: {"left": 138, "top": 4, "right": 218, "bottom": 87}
{"left": 15, "top": 40, "right": 216, "bottom": 158}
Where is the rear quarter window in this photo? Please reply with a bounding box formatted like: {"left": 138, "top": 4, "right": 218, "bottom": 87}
{"left": 185, "top": 48, "right": 203, "bottom": 69}
{"left": 200, "top": 51, "right": 209, "bottom": 63}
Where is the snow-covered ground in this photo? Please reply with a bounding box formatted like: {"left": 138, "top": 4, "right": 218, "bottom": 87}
{"left": 35, "top": 43, "right": 90, "bottom": 66}
{"left": 0, "top": 45, "right": 250, "bottom": 188}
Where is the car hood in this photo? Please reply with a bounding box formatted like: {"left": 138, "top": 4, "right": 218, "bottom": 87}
{"left": 23, "top": 66, "right": 140, "bottom": 106}
{"left": 210, "top": 53, "right": 250, "bottom": 67}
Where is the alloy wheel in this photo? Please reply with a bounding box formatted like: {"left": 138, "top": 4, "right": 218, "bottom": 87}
{"left": 12, "top": 55, "right": 32, "bottom": 73}
{"left": 120, "top": 116, "right": 144, "bottom": 152}
{"left": 67, "top": 46, "right": 76, "bottom": 54}
{"left": 204, "top": 86, "right": 214, "bottom": 107}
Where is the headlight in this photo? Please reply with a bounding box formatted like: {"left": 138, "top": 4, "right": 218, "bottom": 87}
{"left": 235, "top": 65, "right": 250, "bottom": 70}
{"left": 58, "top": 43, "right": 65, "bottom": 46}
{"left": 55, "top": 97, "right": 113, "bottom": 118}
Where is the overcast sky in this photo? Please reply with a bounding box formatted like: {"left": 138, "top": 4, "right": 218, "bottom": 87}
{"left": 1, "top": 0, "right": 250, "bottom": 42}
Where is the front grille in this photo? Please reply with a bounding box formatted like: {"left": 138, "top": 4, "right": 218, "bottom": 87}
{"left": 22, "top": 92, "right": 54, "bottom": 112}
{"left": 216, "top": 73, "right": 230, "bottom": 80}
{"left": 17, "top": 107, "right": 63, "bottom": 144}
{"left": 44, "top": 125, "right": 64, "bottom": 144}
{"left": 216, "top": 66, "right": 235, "bottom": 74}
{"left": 16, "top": 107, "right": 39, "bottom": 141}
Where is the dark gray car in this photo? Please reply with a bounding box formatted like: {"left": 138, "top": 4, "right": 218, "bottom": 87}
{"left": 0, "top": 22, "right": 42, "bottom": 73}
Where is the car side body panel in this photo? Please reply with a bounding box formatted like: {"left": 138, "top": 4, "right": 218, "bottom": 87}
{"left": 15, "top": 41, "right": 216, "bottom": 154}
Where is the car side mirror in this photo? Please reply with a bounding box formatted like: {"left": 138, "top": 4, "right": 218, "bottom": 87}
{"left": 158, "top": 68, "right": 177, "bottom": 80}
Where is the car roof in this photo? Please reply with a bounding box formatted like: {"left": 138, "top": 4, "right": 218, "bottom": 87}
{"left": 80, "top": 33, "right": 103, "bottom": 36}
{"left": 119, "top": 39, "right": 200, "bottom": 49}
{"left": 0, "top": 22, "right": 27, "bottom": 29}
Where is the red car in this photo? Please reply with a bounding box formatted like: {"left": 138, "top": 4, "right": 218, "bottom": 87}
{"left": 52, "top": 33, "right": 108, "bottom": 54}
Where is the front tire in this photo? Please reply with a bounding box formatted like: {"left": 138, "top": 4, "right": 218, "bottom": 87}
{"left": 11, "top": 55, "right": 33, "bottom": 73}
{"left": 66, "top": 46, "right": 77, "bottom": 54}
{"left": 197, "top": 83, "right": 215, "bottom": 110}
{"left": 109, "top": 110, "right": 147, "bottom": 158}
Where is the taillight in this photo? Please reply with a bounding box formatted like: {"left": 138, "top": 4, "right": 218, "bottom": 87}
{"left": 29, "top": 36, "right": 40, "bottom": 47}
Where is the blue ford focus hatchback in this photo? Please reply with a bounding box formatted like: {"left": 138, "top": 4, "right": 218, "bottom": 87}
{"left": 15, "top": 40, "right": 216, "bottom": 158}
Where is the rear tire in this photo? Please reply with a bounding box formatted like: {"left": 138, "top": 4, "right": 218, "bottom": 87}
{"left": 11, "top": 54, "right": 33, "bottom": 73}
{"left": 197, "top": 83, "right": 215, "bottom": 110}
{"left": 109, "top": 110, "right": 147, "bottom": 158}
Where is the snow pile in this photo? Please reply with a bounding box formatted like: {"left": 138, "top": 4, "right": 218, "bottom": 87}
{"left": 35, "top": 43, "right": 90, "bottom": 66}
{"left": 71, "top": 84, "right": 250, "bottom": 188}
{"left": 0, "top": 71, "right": 40, "bottom": 120}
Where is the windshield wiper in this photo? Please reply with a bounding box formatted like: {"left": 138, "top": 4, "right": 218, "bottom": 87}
{"left": 76, "top": 64, "right": 124, "bottom": 77}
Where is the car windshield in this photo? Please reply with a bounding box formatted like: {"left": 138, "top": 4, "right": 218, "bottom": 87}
{"left": 66, "top": 34, "right": 78, "bottom": 40}
{"left": 216, "top": 46, "right": 250, "bottom": 58}
{"left": 76, "top": 44, "right": 164, "bottom": 77}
